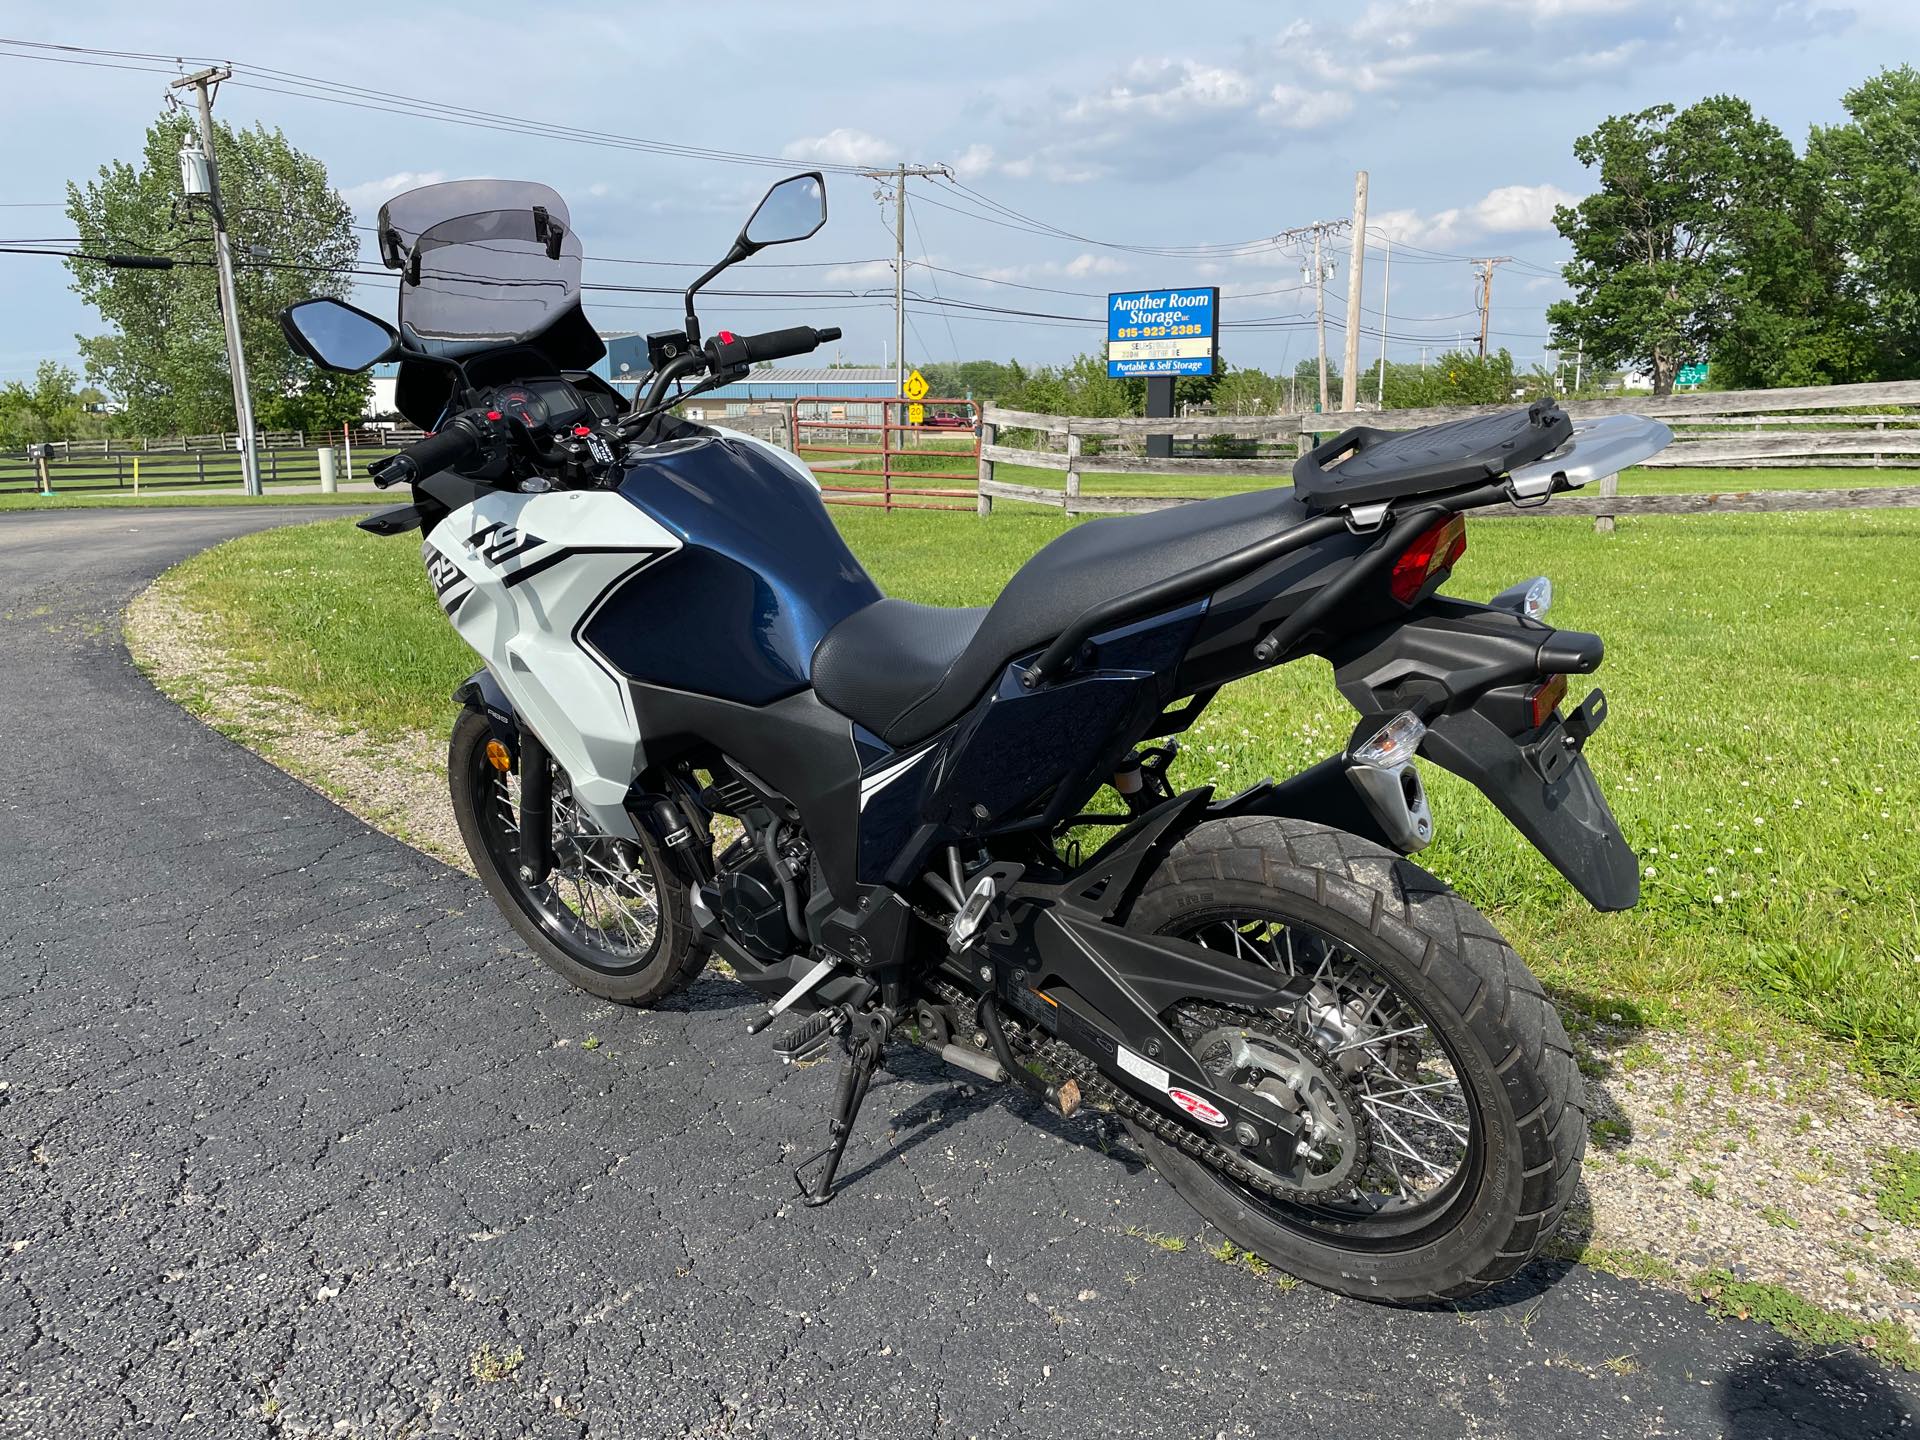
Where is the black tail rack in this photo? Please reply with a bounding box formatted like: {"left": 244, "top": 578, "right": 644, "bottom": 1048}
{"left": 1293, "top": 401, "right": 1571, "bottom": 513}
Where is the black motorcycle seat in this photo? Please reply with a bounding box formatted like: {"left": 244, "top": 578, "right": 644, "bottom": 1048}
{"left": 811, "top": 485, "right": 1305, "bottom": 747}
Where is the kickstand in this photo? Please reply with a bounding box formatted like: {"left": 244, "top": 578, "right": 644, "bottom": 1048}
{"left": 793, "top": 1031, "right": 883, "bottom": 1206}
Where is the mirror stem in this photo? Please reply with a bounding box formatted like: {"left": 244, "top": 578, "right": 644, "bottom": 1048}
{"left": 682, "top": 240, "right": 754, "bottom": 346}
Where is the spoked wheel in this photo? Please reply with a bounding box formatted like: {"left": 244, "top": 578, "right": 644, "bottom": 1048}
{"left": 1125, "top": 816, "right": 1585, "bottom": 1303}
{"left": 447, "top": 709, "right": 702, "bottom": 1006}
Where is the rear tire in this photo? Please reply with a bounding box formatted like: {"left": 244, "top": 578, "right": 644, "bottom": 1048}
{"left": 1124, "top": 815, "right": 1585, "bottom": 1303}
{"left": 448, "top": 708, "right": 704, "bottom": 1007}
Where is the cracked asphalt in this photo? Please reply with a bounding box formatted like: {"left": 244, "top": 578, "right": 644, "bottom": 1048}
{"left": 1, "top": 506, "right": 1914, "bottom": 1439}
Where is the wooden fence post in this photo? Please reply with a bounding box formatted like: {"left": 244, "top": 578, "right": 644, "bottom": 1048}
{"left": 1594, "top": 472, "right": 1618, "bottom": 534}
{"left": 1064, "top": 430, "right": 1082, "bottom": 516}
{"left": 977, "top": 418, "right": 996, "bottom": 518}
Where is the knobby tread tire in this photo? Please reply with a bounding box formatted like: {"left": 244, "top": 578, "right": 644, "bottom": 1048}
{"left": 1124, "top": 814, "right": 1586, "bottom": 1303}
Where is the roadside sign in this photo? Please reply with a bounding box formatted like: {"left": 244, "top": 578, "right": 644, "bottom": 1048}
{"left": 907, "top": 402, "right": 925, "bottom": 425}
{"left": 1106, "top": 287, "right": 1219, "bottom": 378}
{"left": 902, "top": 369, "right": 929, "bottom": 401}
{"left": 1676, "top": 362, "right": 1709, "bottom": 388}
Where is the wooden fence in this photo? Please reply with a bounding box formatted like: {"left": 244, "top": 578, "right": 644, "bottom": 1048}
{"left": 2, "top": 423, "right": 425, "bottom": 463}
{"left": 976, "top": 379, "right": 1920, "bottom": 525}
{"left": 0, "top": 445, "right": 401, "bottom": 496}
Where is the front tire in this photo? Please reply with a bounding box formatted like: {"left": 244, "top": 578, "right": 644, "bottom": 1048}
{"left": 448, "top": 708, "right": 703, "bottom": 1007}
{"left": 1124, "top": 815, "right": 1585, "bottom": 1303}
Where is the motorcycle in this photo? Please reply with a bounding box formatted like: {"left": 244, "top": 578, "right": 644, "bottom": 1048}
{"left": 280, "top": 171, "right": 1670, "bottom": 1303}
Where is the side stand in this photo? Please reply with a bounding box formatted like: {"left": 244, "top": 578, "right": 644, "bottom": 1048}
{"left": 793, "top": 1012, "right": 891, "bottom": 1206}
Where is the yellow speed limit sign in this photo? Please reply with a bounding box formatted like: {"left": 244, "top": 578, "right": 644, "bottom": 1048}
{"left": 907, "top": 402, "right": 925, "bottom": 425}
{"left": 902, "top": 369, "right": 929, "bottom": 402}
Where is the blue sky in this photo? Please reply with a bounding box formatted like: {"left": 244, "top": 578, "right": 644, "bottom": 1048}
{"left": 3, "top": 0, "right": 1917, "bottom": 386}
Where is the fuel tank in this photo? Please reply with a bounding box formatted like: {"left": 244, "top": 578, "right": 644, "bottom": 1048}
{"left": 579, "top": 431, "right": 881, "bottom": 705}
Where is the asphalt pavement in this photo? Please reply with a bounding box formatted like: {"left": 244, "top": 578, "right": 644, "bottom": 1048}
{"left": 1, "top": 505, "right": 1913, "bottom": 1438}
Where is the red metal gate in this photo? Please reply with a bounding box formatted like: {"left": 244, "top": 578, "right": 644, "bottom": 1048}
{"left": 788, "top": 397, "right": 979, "bottom": 511}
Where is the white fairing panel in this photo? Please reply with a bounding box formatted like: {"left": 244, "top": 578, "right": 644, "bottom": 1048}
{"left": 423, "top": 490, "right": 679, "bottom": 838}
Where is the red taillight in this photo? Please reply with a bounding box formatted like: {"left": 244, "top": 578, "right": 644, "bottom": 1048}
{"left": 1389, "top": 516, "right": 1468, "bottom": 604}
{"left": 1528, "top": 672, "right": 1568, "bottom": 728}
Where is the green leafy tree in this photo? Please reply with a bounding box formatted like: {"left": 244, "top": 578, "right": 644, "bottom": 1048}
{"left": 64, "top": 110, "right": 368, "bottom": 436}
{"left": 1807, "top": 66, "right": 1920, "bottom": 380}
{"left": 0, "top": 361, "right": 101, "bottom": 447}
{"left": 1547, "top": 98, "right": 1818, "bottom": 395}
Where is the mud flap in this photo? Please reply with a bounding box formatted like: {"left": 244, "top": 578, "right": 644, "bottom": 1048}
{"left": 1421, "top": 705, "right": 1639, "bottom": 911}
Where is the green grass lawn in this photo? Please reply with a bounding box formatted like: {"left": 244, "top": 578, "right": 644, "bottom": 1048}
{"left": 156, "top": 505, "right": 1920, "bottom": 1097}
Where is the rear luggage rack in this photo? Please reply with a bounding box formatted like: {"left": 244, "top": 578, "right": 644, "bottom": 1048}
{"left": 1294, "top": 401, "right": 1572, "bottom": 513}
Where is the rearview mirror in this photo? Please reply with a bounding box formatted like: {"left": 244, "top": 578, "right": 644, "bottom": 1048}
{"left": 740, "top": 173, "right": 827, "bottom": 252}
{"left": 280, "top": 298, "right": 400, "bottom": 372}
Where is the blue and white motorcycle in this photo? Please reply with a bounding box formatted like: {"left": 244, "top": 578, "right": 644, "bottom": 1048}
{"left": 282, "top": 171, "right": 1669, "bottom": 1302}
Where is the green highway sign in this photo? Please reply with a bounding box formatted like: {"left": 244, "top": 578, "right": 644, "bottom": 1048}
{"left": 1676, "top": 362, "right": 1709, "bottom": 388}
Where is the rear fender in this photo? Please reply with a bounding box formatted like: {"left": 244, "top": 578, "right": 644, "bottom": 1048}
{"left": 1326, "top": 599, "right": 1639, "bottom": 911}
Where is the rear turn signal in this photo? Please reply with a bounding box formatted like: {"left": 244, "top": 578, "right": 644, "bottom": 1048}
{"left": 1389, "top": 516, "right": 1467, "bottom": 604}
{"left": 1528, "top": 673, "right": 1568, "bottom": 729}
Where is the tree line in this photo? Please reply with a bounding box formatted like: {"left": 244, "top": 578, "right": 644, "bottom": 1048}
{"left": 1550, "top": 66, "right": 1920, "bottom": 394}
{"left": 916, "top": 347, "right": 1545, "bottom": 418}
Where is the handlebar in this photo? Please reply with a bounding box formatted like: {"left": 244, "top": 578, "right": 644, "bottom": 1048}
{"left": 703, "top": 325, "right": 841, "bottom": 371}
{"left": 366, "top": 414, "right": 491, "bottom": 488}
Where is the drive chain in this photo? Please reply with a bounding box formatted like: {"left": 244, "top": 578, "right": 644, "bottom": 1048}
{"left": 928, "top": 981, "right": 1364, "bottom": 1205}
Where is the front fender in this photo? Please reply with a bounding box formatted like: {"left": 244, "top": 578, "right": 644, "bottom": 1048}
{"left": 453, "top": 668, "right": 520, "bottom": 759}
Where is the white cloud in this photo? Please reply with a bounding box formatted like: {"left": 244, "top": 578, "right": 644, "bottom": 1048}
{"left": 1472, "top": 183, "right": 1579, "bottom": 232}
{"left": 1375, "top": 183, "right": 1579, "bottom": 247}
{"left": 782, "top": 127, "right": 894, "bottom": 168}
{"left": 1259, "top": 82, "right": 1355, "bottom": 129}
{"left": 1063, "top": 253, "right": 1127, "bottom": 278}
{"left": 951, "top": 144, "right": 998, "bottom": 179}
{"left": 338, "top": 171, "right": 445, "bottom": 211}
{"left": 1064, "top": 59, "right": 1257, "bottom": 123}
{"left": 986, "top": 0, "right": 1850, "bottom": 184}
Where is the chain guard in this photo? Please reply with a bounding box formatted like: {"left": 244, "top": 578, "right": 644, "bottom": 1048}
{"left": 931, "top": 981, "right": 1369, "bottom": 1207}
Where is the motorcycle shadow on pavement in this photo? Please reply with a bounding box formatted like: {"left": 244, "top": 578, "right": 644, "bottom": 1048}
{"left": 832, "top": 1040, "right": 1151, "bottom": 1196}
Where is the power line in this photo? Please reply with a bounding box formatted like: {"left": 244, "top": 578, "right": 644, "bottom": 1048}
{"left": 904, "top": 192, "right": 961, "bottom": 366}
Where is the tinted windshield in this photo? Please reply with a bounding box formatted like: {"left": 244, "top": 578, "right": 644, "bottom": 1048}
{"left": 377, "top": 180, "right": 582, "bottom": 347}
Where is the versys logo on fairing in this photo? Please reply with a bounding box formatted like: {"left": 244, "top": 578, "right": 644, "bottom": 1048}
{"left": 469, "top": 522, "right": 545, "bottom": 565}
{"left": 423, "top": 546, "right": 472, "bottom": 616}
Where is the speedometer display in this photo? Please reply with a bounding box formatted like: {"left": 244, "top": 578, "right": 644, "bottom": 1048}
{"left": 493, "top": 386, "right": 547, "bottom": 426}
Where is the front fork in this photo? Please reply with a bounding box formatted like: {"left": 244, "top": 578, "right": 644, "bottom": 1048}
{"left": 518, "top": 728, "right": 554, "bottom": 887}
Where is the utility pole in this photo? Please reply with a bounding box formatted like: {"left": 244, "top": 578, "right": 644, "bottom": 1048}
{"left": 171, "top": 66, "right": 261, "bottom": 497}
{"left": 1279, "top": 218, "right": 1347, "bottom": 414}
{"left": 1341, "top": 171, "right": 1367, "bottom": 415}
{"left": 1470, "top": 257, "right": 1512, "bottom": 360}
{"left": 863, "top": 163, "right": 950, "bottom": 399}
{"left": 1374, "top": 229, "right": 1391, "bottom": 406}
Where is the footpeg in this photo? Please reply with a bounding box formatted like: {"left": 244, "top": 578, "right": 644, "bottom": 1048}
{"left": 773, "top": 1007, "right": 845, "bottom": 1065}
{"left": 746, "top": 954, "right": 839, "bottom": 1035}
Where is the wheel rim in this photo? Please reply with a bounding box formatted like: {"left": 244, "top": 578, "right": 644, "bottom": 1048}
{"left": 1166, "top": 909, "right": 1484, "bottom": 1251}
{"left": 469, "top": 741, "right": 662, "bottom": 974}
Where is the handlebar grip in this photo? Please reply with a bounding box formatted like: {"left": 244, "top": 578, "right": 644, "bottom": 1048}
{"left": 367, "top": 417, "right": 486, "bottom": 488}
{"left": 705, "top": 325, "right": 831, "bottom": 370}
